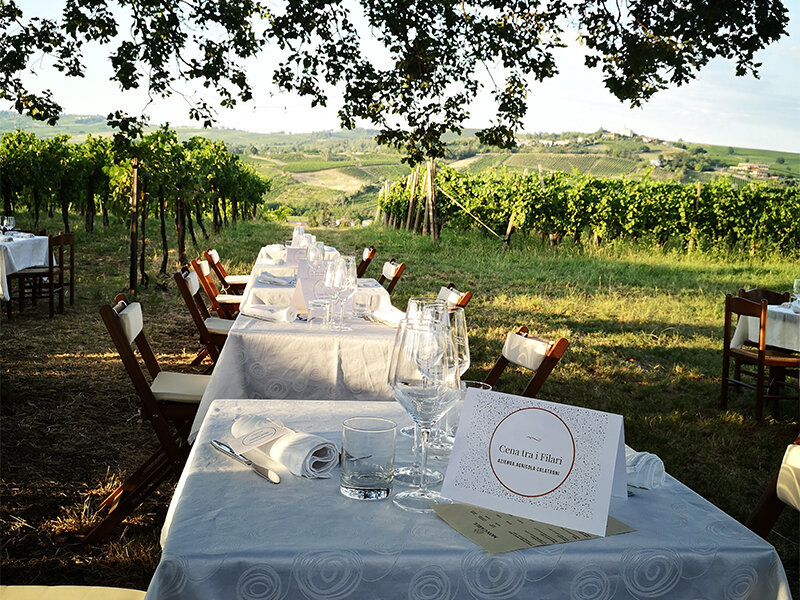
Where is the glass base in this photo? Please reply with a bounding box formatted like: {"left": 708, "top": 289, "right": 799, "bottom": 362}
{"left": 340, "top": 485, "right": 391, "bottom": 500}
{"left": 393, "top": 489, "right": 453, "bottom": 513}
{"left": 399, "top": 425, "right": 414, "bottom": 438}
{"left": 394, "top": 465, "right": 442, "bottom": 486}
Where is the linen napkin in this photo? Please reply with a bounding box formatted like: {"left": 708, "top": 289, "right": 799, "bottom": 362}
{"left": 17, "top": 232, "right": 35, "bottom": 239}
{"left": 241, "top": 304, "right": 297, "bottom": 323}
{"left": 257, "top": 271, "right": 295, "bottom": 286}
{"left": 371, "top": 306, "right": 405, "bottom": 327}
{"left": 0, "top": 236, "right": 13, "bottom": 243}
{"left": 231, "top": 415, "right": 339, "bottom": 478}
{"left": 624, "top": 445, "right": 665, "bottom": 489}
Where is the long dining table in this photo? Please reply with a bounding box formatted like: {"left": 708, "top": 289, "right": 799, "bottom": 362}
{"left": 189, "top": 246, "right": 397, "bottom": 439}
{"left": 147, "top": 398, "right": 792, "bottom": 600}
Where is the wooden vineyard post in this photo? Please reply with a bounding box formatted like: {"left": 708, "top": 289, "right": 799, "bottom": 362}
{"left": 428, "top": 159, "right": 439, "bottom": 241}
{"left": 405, "top": 168, "right": 418, "bottom": 231}
{"left": 129, "top": 157, "right": 139, "bottom": 296}
{"left": 422, "top": 166, "right": 431, "bottom": 235}
{"left": 503, "top": 214, "right": 515, "bottom": 250}
{"left": 414, "top": 167, "right": 426, "bottom": 234}
{"left": 381, "top": 181, "right": 390, "bottom": 226}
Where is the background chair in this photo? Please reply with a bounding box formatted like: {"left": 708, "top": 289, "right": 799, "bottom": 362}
{"left": 484, "top": 326, "right": 569, "bottom": 397}
{"left": 357, "top": 245, "right": 376, "bottom": 277}
{"left": 7, "top": 232, "right": 71, "bottom": 318}
{"left": 720, "top": 294, "right": 799, "bottom": 421}
{"left": 0, "top": 586, "right": 145, "bottom": 599}
{"left": 746, "top": 432, "right": 800, "bottom": 538}
{"left": 377, "top": 259, "right": 405, "bottom": 294}
{"left": 739, "top": 287, "right": 790, "bottom": 305}
{"left": 204, "top": 248, "right": 248, "bottom": 294}
{"left": 437, "top": 283, "right": 472, "bottom": 308}
{"left": 191, "top": 258, "right": 241, "bottom": 319}
{"left": 88, "top": 295, "right": 208, "bottom": 543}
{"left": 174, "top": 267, "right": 232, "bottom": 367}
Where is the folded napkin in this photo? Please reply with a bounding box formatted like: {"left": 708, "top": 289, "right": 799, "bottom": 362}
{"left": 0, "top": 236, "right": 13, "bottom": 243}
{"left": 260, "top": 244, "right": 285, "bottom": 260}
{"left": 241, "top": 304, "right": 298, "bottom": 323}
{"left": 232, "top": 415, "right": 339, "bottom": 478}
{"left": 17, "top": 232, "right": 34, "bottom": 239}
{"left": 625, "top": 445, "right": 665, "bottom": 489}
{"left": 372, "top": 306, "right": 405, "bottom": 327}
{"left": 257, "top": 271, "right": 295, "bottom": 286}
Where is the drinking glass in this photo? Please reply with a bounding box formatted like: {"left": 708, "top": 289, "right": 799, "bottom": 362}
{"left": 340, "top": 416, "right": 397, "bottom": 500}
{"left": 388, "top": 319, "right": 461, "bottom": 512}
{"left": 353, "top": 291, "right": 375, "bottom": 320}
{"left": 793, "top": 279, "right": 800, "bottom": 302}
{"left": 307, "top": 298, "right": 331, "bottom": 329}
{"left": 324, "top": 256, "right": 358, "bottom": 331}
{"left": 306, "top": 241, "right": 326, "bottom": 275}
{"left": 443, "top": 380, "right": 492, "bottom": 442}
{"left": 291, "top": 225, "right": 305, "bottom": 247}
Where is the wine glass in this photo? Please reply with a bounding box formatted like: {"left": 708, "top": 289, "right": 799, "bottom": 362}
{"left": 306, "top": 241, "right": 325, "bottom": 276}
{"left": 324, "top": 256, "right": 357, "bottom": 331}
{"left": 388, "top": 319, "right": 461, "bottom": 512}
{"left": 429, "top": 307, "right": 469, "bottom": 454}
{"left": 6, "top": 216, "right": 14, "bottom": 231}
{"left": 793, "top": 279, "right": 800, "bottom": 302}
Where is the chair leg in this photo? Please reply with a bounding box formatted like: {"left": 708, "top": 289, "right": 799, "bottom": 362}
{"left": 755, "top": 363, "right": 765, "bottom": 421}
{"left": 720, "top": 355, "right": 730, "bottom": 409}
{"left": 190, "top": 347, "right": 209, "bottom": 366}
{"left": 48, "top": 276, "right": 54, "bottom": 318}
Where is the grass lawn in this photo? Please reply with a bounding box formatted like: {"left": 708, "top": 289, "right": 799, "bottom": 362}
{"left": 1, "top": 215, "right": 797, "bottom": 594}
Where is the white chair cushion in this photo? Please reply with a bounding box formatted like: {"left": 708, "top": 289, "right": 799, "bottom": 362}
{"left": 205, "top": 317, "right": 233, "bottom": 335}
{"left": 208, "top": 249, "right": 220, "bottom": 264}
{"left": 216, "top": 294, "right": 241, "bottom": 304}
{"left": 118, "top": 302, "right": 143, "bottom": 344}
{"left": 184, "top": 271, "right": 200, "bottom": 296}
{"left": 382, "top": 261, "right": 401, "bottom": 280}
{"left": 150, "top": 371, "right": 209, "bottom": 403}
{"left": 503, "top": 331, "right": 552, "bottom": 371}
{"left": 437, "top": 286, "right": 462, "bottom": 307}
{"left": 362, "top": 247, "right": 372, "bottom": 261}
{"left": 225, "top": 274, "right": 250, "bottom": 285}
{"left": 777, "top": 444, "right": 800, "bottom": 512}
{"left": 198, "top": 260, "right": 211, "bottom": 276}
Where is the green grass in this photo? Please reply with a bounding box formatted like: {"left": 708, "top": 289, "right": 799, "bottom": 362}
{"left": 1, "top": 214, "right": 797, "bottom": 593}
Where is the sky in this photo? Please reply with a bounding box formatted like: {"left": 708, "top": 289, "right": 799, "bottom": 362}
{"left": 9, "top": 0, "right": 800, "bottom": 153}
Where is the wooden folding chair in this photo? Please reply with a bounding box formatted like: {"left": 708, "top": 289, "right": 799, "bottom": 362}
{"left": 174, "top": 267, "right": 232, "bottom": 367}
{"left": 357, "top": 246, "right": 376, "bottom": 278}
{"left": 7, "top": 232, "right": 70, "bottom": 318}
{"left": 437, "top": 283, "right": 472, "bottom": 308}
{"left": 720, "top": 294, "right": 799, "bottom": 421}
{"left": 86, "top": 295, "right": 209, "bottom": 543}
{"left": 746, "top": 432, "right": 800, "bottom": 538}
{"left": 377, "top": 259, "right": 405, "bottom": 294}
{"left": 204, "top": 248, "right": 248, "bottom": 294}
{"left": 190, "top": 258, "right": 241, "bottom": 319}
{"left": 484, "top": 326, "right": 569, "bottom": 397}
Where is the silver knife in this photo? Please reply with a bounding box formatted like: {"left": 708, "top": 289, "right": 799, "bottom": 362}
{"left": 210, "top": 439, "right": 281, "bottom": 484}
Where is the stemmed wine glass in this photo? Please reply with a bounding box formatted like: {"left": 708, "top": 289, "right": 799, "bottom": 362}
{"left": 793, "top": 279, "right": 800, "bottom": 302}
{"left": 388, "top": 319, "right": 461, "bottom": 512}
{"left": 324, "top": 256, "right": 357, "bottom": 331}
{"left": 6, "top": 216, "right": 14, "bottom": 232}
{"left": 306, "top": 241, "right": 326, "bottom": 276}
{"left": 430, "top": 306, "right": 469, "bottom": 453}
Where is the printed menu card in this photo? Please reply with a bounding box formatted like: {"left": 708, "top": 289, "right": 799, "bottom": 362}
{"left": 441, "top": 389, "right": 626, "bottom": 537}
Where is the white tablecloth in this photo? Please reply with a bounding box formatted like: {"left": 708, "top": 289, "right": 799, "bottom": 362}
{"left": 0, "top": 236, "right": 49, "bottom": 301}
{"left": 148, "top": 399, "right": 792, "bottom": 600}
{"left": 190, "top": 319, "right": 398, "bottom": 439}
{"left": 732, "top": 304, "right": 800, "bottom": 352}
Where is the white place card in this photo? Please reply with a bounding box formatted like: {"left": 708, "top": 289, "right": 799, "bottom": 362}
{"left": 441, "top": 389, "right": 626, "bottom": 537}
{"left": 291, "top": 274, "right": 326, "bottom": 310}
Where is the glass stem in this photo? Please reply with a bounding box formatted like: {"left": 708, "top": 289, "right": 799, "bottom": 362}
{"left": 419, "top": 427, "right": 430, "bottom": 493}
{"left": 412, "top": 423, "right": 421, "bottom": 469}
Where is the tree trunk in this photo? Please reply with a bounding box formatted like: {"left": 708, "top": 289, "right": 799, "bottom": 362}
{"left": 59, "top": 179, "right": 71, "bottom": 233}
{"left": 85, "top": 175, "right": 96, "bottom": 233}
{"left": 186, "top": 202, "right": 198, "bottom": 248}
{"left": 101, "top": 183, "right": 110, "bottom": 227}
{"left": 221, "top": 197, "right": 229, "bottom": 227}
{"left": 176, "top": 196, "right": 187, "bottom": 266}
{"left": 211, "top": 187, "right": 221, "bottom": 234}
{"left": 195, "top": 197, "right": 209, "bottom": 238}
{"left": 159, "top": 184, "right": 169, "bottom": 275}
{"left": 232, "top": 194, "right": 238, "bottom": 224}
{"left": 129, "top": 158, "right": 139, "bottom": 295}
{"left": 0, "top": 169, "right": 11, "bottom": 216}
{"left": 139, "top": 182, "right": 149, "bottom": 288}
{"left": 32, "top": 187, "right": 41, "bottom": 231}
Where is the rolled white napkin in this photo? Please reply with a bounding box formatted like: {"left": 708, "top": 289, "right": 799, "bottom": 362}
{"left": 625, "top": 445, "right": 665, "bottom": 489}
{"left": 241, "top": 304, "right": 298, "bottom": 323}
{"left": 232, "top": 415, "right": 339, "bottom": 478}
{"left": 257, "top": 271, "right": 294, "bottom": 286}
{"left": 372, "top": 306, "right": 405, "bottom": 327}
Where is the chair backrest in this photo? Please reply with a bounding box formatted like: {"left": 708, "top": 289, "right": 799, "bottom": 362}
{"left": 483, "top": 326, "right": 569, "bottom": 398}
{"left": 738, "top": 288, "right": 790, "bottom": 305}
{"left": 191, "top": 258, "right": 235, "bottom": 319}
{"left": 99, "top": 295, "right": 162, "bottom": 416}
{"left": 724, "top": 294, "right": 768, "bottom": 353}
{"left": 377, "top": 259, "right": 406, "bottom": 294}
{"left": 54, "top": 232, "right": 74, "bottom": 270}
{"left": 437, "top": 283, "right": 472, "bottom": 308}
{"left": 204, "top": 248, "right": 230, "bottom": 290}
{"left": 747, "top": 433, "right": 800, "bottom": 538}
{"left": 357, "top": 246, "right": 376, "bottom": 277}
{"left": 174, "top": 268, "right": 220, "bottom": 363}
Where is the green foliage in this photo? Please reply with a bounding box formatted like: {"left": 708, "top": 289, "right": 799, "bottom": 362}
{"left": 377, "top": 165, "right": 800, "bottom": 254}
